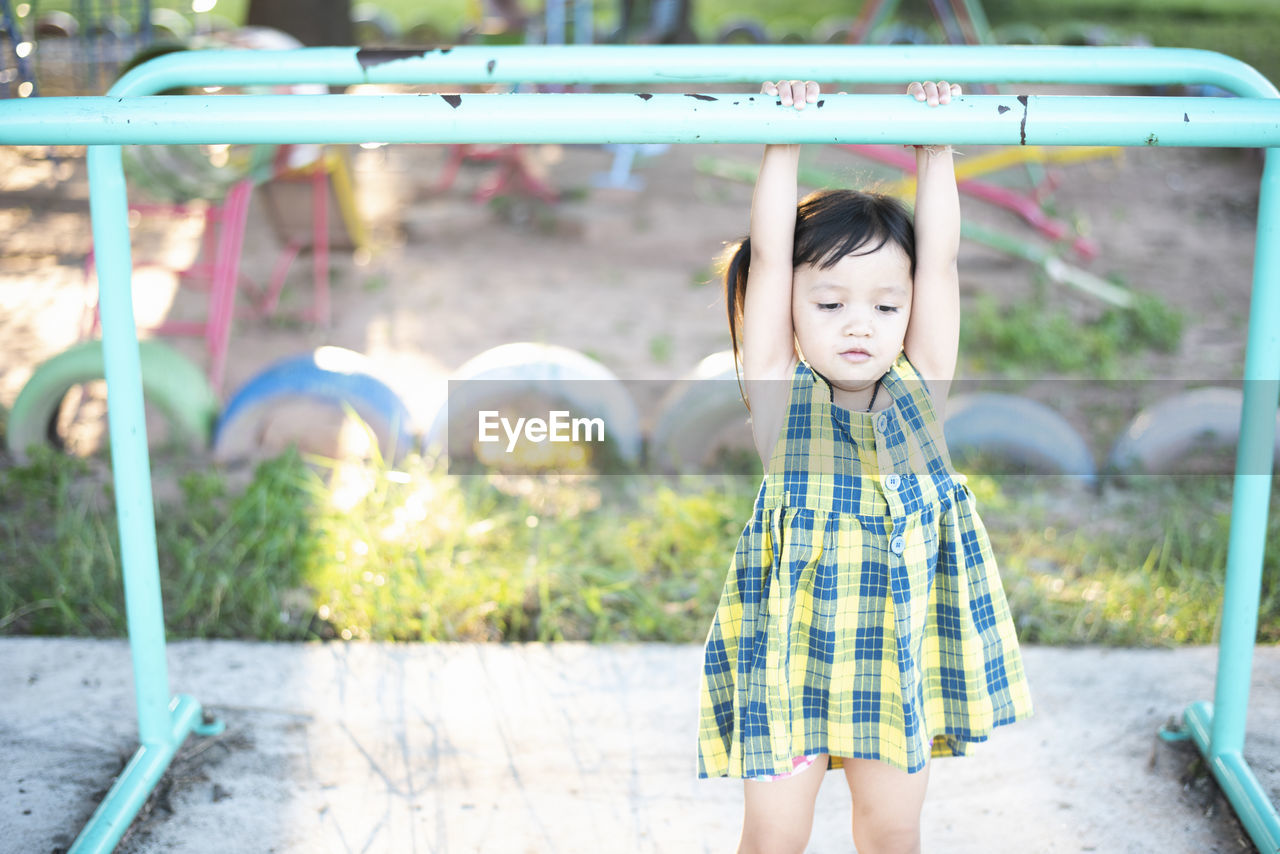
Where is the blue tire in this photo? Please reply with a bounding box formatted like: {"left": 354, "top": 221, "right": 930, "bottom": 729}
{"left": 214, "top": 347, "right": 413, "bottom": 462}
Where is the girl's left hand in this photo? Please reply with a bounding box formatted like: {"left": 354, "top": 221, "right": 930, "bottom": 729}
{"left": 908, "top": 80, "right": 962, "bottom": 106}
{"left": 763, "top": 79, "right": 820, "bottom": 110}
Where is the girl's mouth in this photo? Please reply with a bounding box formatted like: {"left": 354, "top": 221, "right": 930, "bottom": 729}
{"left": 840, "top": 349, "right": 872, "bottom": 362}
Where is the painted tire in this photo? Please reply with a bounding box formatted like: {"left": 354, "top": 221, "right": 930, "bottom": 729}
{"left": 993, "top": 24, "right": 1045, "bottom": 45}
{"left": 813, "top": 17, "right": 855, "bottom": 44}
{"left": 650, "top": 351, "right": 755, "bottom": 474}
{"left": 353, "top": 2, "right": 402, "bottom": 44}
{"left": 1047, "top": 20, "right": 1116, "bottom": 47}
{"left": 6, "top": 340, "right": 218, "bottom": 463}
{"left": 149, "top": 7, "right": 194, "bottom": 42}
{"left": 88, "top": 14, "right": 130, "bottom": 41}
{"left": 944, "top": 393, "right": 1097, "bottom": 482}
{"left": 35, "top": 11, "right": 79, "bottom": 38}
{"left": 213, "top": 347, "right": 414, "bottom": 462}
{"left": 1107, "top": 387, "right": 1280, "bottom": 475}
{"left": 406, "top": 21, "right": 446, "bottom": 45}
{"left": 715, "top": 20, "right": 769, "bottom": 44}
{"left": 869, "top": 23, "right": 931, "bottom": 45}
{"left": 424, "top": 342, "right": 641, "bottom": 471}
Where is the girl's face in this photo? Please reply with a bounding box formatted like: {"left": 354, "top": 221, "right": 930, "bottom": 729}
{"left": 792, "top": 243, "right": 912, "bottom": 409}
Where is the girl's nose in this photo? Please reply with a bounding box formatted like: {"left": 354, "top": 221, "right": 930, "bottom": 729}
{"left": 843, "top": 309, "right": 873, "bottom": 336}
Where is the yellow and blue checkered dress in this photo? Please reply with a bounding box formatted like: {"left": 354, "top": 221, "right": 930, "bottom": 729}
{"left": 697, "top": 352, "right": 1033, "bottom": 779}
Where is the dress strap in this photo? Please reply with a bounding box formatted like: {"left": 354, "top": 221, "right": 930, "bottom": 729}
{"left": 881, "top": 352, "right": 958, "bottom": 477}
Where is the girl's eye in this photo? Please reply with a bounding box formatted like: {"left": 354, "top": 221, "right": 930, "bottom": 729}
{"left": 877, "top": 305, "right": 900, "bottom": 313}
{"left": 818, "top": 302, "right": 841, "bottom": 311}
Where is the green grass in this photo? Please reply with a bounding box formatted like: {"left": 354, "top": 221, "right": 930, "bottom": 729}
{"left": 973, "top": 472, "right": 1278, "bottom": 645}
{"left": 0, "top": 447, "right": 322, "bottom": 637}
{"left": 2, "top": 447, "right": 1277, "bottom": 647}
{"left": 960, "top": 287, "right": 1183, "bottom": 377}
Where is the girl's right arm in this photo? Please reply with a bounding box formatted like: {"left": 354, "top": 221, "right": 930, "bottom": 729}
{"left": 742, "top": 80, "right": 817, "bottom": 465}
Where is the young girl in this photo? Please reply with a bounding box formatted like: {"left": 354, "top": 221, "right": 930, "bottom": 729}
{"left": 697, "top": 80, "right": 1033, "bottom": 854}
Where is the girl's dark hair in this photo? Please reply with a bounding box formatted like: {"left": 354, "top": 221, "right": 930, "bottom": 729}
{"left": 723, "top": 189, "right": 916, "bottom": 410}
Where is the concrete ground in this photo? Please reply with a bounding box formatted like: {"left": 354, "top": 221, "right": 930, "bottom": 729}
{"left": 1, "top": 640, "right": 1276, "bottom": 853}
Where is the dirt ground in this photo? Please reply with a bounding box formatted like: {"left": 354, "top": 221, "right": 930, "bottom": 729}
{"left": 0, "top": 99, "right": 1265, "bottom": 466}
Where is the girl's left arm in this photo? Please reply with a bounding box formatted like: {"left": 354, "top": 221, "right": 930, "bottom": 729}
{"left": 903, "top": 81, "right": 962, "bottom": 411}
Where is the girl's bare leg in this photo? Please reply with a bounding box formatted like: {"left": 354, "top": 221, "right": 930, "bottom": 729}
{"left": 843, "top": 757, "right": 931, "bottom": 854}
{"left": 737, "top": 753, "right": 830, "bottom": 854}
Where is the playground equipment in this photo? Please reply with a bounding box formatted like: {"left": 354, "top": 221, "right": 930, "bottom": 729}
{"left": 213, "top": 347, "right": 414, "bottom": 463}
{"left": 943, "top": 392, "right": 1097, "bottom": 482}
{"left": 82, "top": 29, "right": 367, "bottom": 391}
{"left": 35, "top": 0, "right": 158, "bottom": 94}
{"left": 696, "top": 153, "right": 1129, "bottom": 307}
{"left": 1, "top": 45, "right": 1279, "bottom": 853}
{"left": 649, "top": 350, "right": 752, "bottom": 473}
{"left": 1109, "top": 387, "right": 1280, "bottom": 476}
{"left": 835, "top": 142, "right": 1103, "bottom": 260}
{"left": 5, "top": 339, "right": 216, "bottom": 463}
{"left": 1, "top": 0, "right": 38, "bottom": 97}
{"left": 848, "top": 0, "right": 996, "bottom": 46}
{"left": 434, "top": 0, "right": 597, "bottom": 206}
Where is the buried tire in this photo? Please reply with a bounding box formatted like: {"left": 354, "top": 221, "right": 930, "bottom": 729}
{"left": 424, "top": 342, "right": 641, "bottom": 473}
{"left": 943, "top": 393, "right": 1097, "bottom": 483}
{"left": 6, "top": 339, "right": 218, "bottom": 463}
{"left": 1107, "top": 386, "right": 1280, "bottom": 476}
{"left": 649, "top": 350, "right": 756, "bottom": 475}
{"left": 213, "top": 347, "right": 414, "bottom": 463}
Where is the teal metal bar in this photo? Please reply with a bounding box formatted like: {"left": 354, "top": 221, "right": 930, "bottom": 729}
{"left": 71, "top": 695, "right": 215, "bottom": 852}
{"left": 84, "top": 144, "right": 173, "bottom": 748}
{"left": 0, "top": 45, "right": 1274, "bottom": 852}
{"left": 105, "top": 45, "right": 1276, "bottom": 95}
{"left": 1205, "top": 142, "right": 1280, "bottom": 854}
{"left": 3, "top": 93, "right": 1280, "bottom": 148}
{"left": 1185, "top": 702, "right": 1280, "bottom": 852}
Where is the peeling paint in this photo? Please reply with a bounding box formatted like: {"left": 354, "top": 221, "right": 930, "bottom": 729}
{"left": 1184, "top": 113, "right": 1190, "bottom": 123}
{"left": 998, "top": 105, "right": 1010, "bottom": 115}
{"left": 816, "top": 99, "right": 825, "bottom": 108}
{"left": 1146, "top": 133, "right": 1159, "bottom": 145}
{"left": 686, "top": 94, "right": 717, "bottom": 102}
{"left": 442, "top": 94, "right": 462, "bottom": 109}
{"left": 356, "top": 48, "right": 431, "bottom": 70}
{"left": 487, "top": 59, "right": 496, "bottom": 74}
{"left": 636, "top": 93, "right": 653, "bottom": 101}
{"left": 1017, "top": 95, "right": 1029, "bottom": 146}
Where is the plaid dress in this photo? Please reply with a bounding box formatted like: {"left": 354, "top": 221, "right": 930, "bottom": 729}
{"left": 697, "top": 352, "right": 1033, "bottom": 779}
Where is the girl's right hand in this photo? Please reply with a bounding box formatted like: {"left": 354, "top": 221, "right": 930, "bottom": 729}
{"left": 762, "top": 79, "right": 820, "bottom": 110}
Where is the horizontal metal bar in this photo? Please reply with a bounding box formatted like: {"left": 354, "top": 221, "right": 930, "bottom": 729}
{"left": 108, "top": 45, "right": 1278, "bottom": 99}
{"left": 2, "top": 93, "right": 1279, "bottom": 148}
